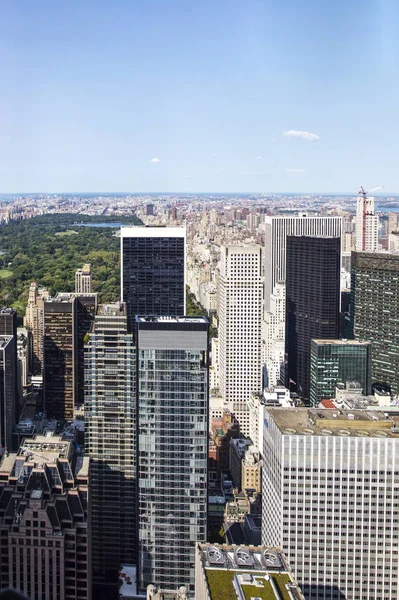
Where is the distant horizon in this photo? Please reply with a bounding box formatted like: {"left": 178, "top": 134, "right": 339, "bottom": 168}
{"left": 0, "top": 191, "right": 398, "bottom": 198}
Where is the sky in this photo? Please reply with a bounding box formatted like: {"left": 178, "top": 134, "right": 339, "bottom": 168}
{"left": 0, "top": 0, "right": 398, "bottom": 194}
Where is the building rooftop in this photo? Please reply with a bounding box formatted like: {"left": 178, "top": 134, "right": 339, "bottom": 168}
{"left": 267, "top": 408, "right": 399, "bottom": 438}
{"left": 97, "top": 302, "right": 126, "bottom": 316}
{"left": 118, "top": 564, "right": 137, "bottom": 597}
{"left": 197, "top": 543, "right": 304, "bottom": 600}
{"left": 136, "top": 315, "right": 208, "bottom": 324}
{"left": 121, "top": 225, "right": 185, "bottom": 238}
{"left": 312, "top": 338, "right": 371, "bottom": 346}
{"left": 0, "top": 335, "right": 12, "bottom": 350}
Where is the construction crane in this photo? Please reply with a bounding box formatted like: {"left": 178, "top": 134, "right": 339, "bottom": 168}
{"left": 358, "top": 185, "right": 385, "bottom": 199}
{"left": 357, "top": 185, "right": 384, "bottom": 250}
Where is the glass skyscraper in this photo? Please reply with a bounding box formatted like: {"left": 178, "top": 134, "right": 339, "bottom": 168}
{"left": 351, "top": 251, "right": 399, "bottom": 395}
{"left": 85, "top": 302, "right": 136, "bottom": 598}
{"left": 285, "top": 236, "right": 341, "bottom": 400}
{"left": 121, "top": 227, "right": 186, "bottom": 327}
{"left": 310, "top": 339, "right": 372, "bottom": 406}
{"left": 136, "top": 316, "right": 208, "bottom": 594}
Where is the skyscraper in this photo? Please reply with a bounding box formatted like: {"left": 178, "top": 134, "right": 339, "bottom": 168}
{"left": 136, "top": 316, "right": 208, "bottom": 594}
{"left": 24, "top": 282, "right": 50, "bottom": 375}
{"left": 264, "top": 215, "right": 342, "bottom": 312}
{"left": 262, "top": 407, "right": 399, "bottom": 599}
{"left": 285, "top": 236, "right": 340, "bottom": 399}
{"left": 43, "top": 294, "right": 76, "bottom": 420}
{"left": 75, "top": 263, "right": 92, "bottom": 294}
{"left": 0, "top": 306, "right": 17, "bottom": 338}
{"left": 84, "top": 302, "right": 136, "bottom": 598}
{"left": 355, "top": 196, "right": 379, "bottom": 252}
{"left": 0, "top": 434, "right": 90, "bottom": 599}
{"left": 121, "top": 226, "right": 185, "bottom": 326}
{"left": 351, "top": 251, "right": 399, "bottom": 394}
{"left": 219, "top": 245, "right": 263, "bottom": 436}
{"left": 73, "top": 293, "right": 97, "bottom": 405}
{"left": 0, "top": 335, "right": 16, "bottom": 452}
{"left": 309, "top": 339, "right": 372, "bottom": 406}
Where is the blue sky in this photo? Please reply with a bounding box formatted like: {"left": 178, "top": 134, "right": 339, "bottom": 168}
{"left": 0, "top": 0, "right": 398, "bottom": 194}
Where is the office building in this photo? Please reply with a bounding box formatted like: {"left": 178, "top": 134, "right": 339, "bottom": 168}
{"left": 229, "top": 439, "right": 261, "bottom": 493}
{"left": 0, "top": 335, "right": 16, "bottom": 453}
{"left": 285, "top": 236, "right": 340, "bottom": 400}
{"left": 43, "top": 294, "right": 76, "bottom": 420}
{"left": 264, "top": 215, "right": 342, "bottom": 311}
{"left": 0, "top": 306, "right": 17, "bottom": 338}
{"left": 0, "top": 307, "right": 18, "bottom": 416}
{"left": 24, "top": 282, "right": 50, "bottom": 375}
{"left": 195, "top": 543, "right": 304, "bottom": 600}
{"left": 84, "top": 303, "right": 136, "bottom": 597}
{"left": 75, "top": 263, "right": 92, "bottom": 294}
{"left": 121, "top": 227, "right": 185, "bottom": 326}
{"left": 219, "top": 245, "right": 263, "bottom": 435}
{"left": 351, "top": 251, "right": 399, "bottom": 395}
{"left": 262, "top": 408, "right": 399, "bottom": 599}
{"left": 73, "top": 293, "right": 97, "bottom": 405}
{"left": 16, "top": 330, "right": 29, "bottom": 403}
{"left": 44, "top": 293, "right": 96, "bottom": 419}
{"left": 0, "top": 434, "right": 90, "bottom": 600}
{"left": 355, "top": 196, "right": 379, "bottom": 252}
{"left": 310, "top": 339, "right": 372, "bottom": 406}
{"left": 136, "top": 316, "right": 208, "bottom": 594}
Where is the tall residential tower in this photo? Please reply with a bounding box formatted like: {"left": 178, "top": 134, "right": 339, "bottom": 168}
{"left": 85, "top": 303, "right": 136, "bottom": 597}
{"left": 136, "top": 316, "right": 208, "bottom": 594}
{"left": 219, "top": 245, "right": 263, "bottom": 435}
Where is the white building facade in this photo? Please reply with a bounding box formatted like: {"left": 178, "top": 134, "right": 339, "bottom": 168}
{"left": 264, "top": 215, "right": 343, "bottom": 311}
{"left": 355, "top": 196, "right": 379, "bottom": 252}
{"left": 219, "top": 245, "right": 263, "bottom": 436}
{"left": 262, "top": 407, "right": 399, "bottom": 600}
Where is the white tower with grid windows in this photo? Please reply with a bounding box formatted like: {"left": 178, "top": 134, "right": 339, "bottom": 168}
{"left": 219, "top": 245, "right": 263, "bottom": 436}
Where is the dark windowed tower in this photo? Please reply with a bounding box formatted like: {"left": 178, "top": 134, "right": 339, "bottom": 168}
{"left": 310, "top": 339, "right": 372, "bottom": 406}
{"left": 351, "top": 251, "right": 399, "bottom": 394}
{"left": 121, "top": 227, "right": 185, "bottom": 326}
{"left": 285, "top": 236, "right": 340, "bottom": 400}
{"left": 136, "top": 316, "right": 209, "bottom": 594}
{"left": 0, "top": 308, "right": 18, "bottom": 421}
{"left": 44, "top": 294, "right": 77, "bottom": 420}
{"left": 0, "top": 336, "right": 16, "bottom": 452}
{"left": 85, "top": 303, "right": 136, "bottom": 598}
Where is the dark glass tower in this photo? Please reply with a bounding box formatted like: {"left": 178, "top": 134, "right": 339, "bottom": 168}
{"left": 136, "top": 316, "right": 208, "bottom": 594}
{"left": 121, "top": 227, "right": 185, "bottom": 327}
{"left": 351, "top": 251, "right": 399, "bottom": 394}
{"left": 285, "top": 236, "right": 340, "bottom": 400}
{"left": 0, "top": 335, "right": 16, "bottom": 452}
{"left": 85, "top": 303, "right": 136, "bottom": 599}
{"left": 310, "top": 339, "right": 372, "bottom": 406}
{"left": 43, "top": 294, "right": 76, "bottom": 420}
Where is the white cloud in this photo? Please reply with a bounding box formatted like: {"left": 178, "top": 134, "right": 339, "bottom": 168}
{"left": 240, "top": 171, "right": 261, "bottom": 176}
{"left": 211, "top": 153, "right": 220, "bottom": 157}
{"left": 286, "top": 168, "right": 306, "bottom": 173}
{"left": 283, "top": 130, "right": 320, "bottom": 142}
{"left": 151, "top": 157, "right": 160, "bottom": 163}
{"left": 254, "top": 156, "right": 262, "bottom": 160}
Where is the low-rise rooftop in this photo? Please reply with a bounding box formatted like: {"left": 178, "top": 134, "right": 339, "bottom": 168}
{"left": 197, "top": 543, "right": 304, "bottom": 600}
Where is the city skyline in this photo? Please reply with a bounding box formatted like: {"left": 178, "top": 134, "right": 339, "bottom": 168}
{"left": 0, "top": 1, "right": 398, "bottom": 193}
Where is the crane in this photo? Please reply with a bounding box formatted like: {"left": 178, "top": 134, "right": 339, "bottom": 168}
{"left": 358, "top": 185, "right": 385, "bottom": 199}
{"left": 357, "top": 185, "right": 384, "bottom": 251}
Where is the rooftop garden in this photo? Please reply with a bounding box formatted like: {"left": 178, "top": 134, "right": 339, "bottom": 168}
{"left": 205, "top": 569, "right": 292, "bottom": 600}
